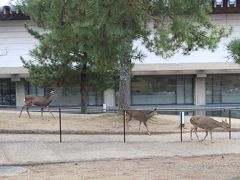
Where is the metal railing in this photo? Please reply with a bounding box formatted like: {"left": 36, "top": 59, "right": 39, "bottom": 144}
{"left": 1, "top": 104, "right": 240, "bottom": 143}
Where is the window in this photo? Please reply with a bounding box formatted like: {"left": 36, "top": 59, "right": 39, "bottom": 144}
{"left": 228, "top": 0, "right": 237, "bottom": 7}
{"left": 27, "top": 83, "right": 103, "bottom": 106}
{"left": 214, "top": 0, "right": 223, "bottom": 7}
{"left": 0, "top": 79, "right": 16, "bottom": 106}
{"left": 222, "top": 75, "right": 240, "bottom": 103}
{"left": 206, "top": 74, "right": 240, "bottom": 104}
{"left": 131, "top": 75, "right": 193, "bottom": 105}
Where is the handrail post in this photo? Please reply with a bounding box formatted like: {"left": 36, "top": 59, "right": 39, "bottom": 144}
{"left": 180, "top": 112, "right": 183, "bottom": 142}
{"left": 59, "top": 106, "right": 62, "bottom": 143}
{"left": 123, "top": 109, "right": 126, "bottom": 143}
{"left": 229, "top": 109, "right": 231, "bottom": 140}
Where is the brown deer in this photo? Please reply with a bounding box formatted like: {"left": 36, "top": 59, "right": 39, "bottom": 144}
{"left": 125, "top": 108, "right": 158, "bottom": 135}
{"left": 190, "top": 115, "right": 230, "bottom": 143}
{"left": 19, "top": 90, "right": 56, "bottom": 119}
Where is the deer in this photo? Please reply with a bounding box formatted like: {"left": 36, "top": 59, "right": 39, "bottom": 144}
{"left": 19, "top": 90, "right": 56, "bottom": 119}
{"left": 125, "top": 108, "right": 158, "bottom": 136}
{"left": 190, "top": 115, "right": 230, "bottom": 143}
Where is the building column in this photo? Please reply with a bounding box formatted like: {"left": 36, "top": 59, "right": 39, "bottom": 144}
{"left": 15, "top": 79, "right": 25, "bottom": 108}
{"left": 194, "top": 74, "right": 206, "bottom": 115}
{"left": 194, "top": 76, "right": 206, "bottom": 105}
{"left": 103, "top": 89, "right": 115, "bottom": 107}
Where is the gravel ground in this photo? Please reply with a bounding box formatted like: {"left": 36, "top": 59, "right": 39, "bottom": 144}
{"left": 0, "top": 110, "right": 240, "bottom": 179}
{"left": 2, "top": 154, "right": 240, "bottom": 180}
{"left": 1, "top": 110, "right": 240, "bottom": 134}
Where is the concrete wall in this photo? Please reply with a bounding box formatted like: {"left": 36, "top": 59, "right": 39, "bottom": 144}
{"left": 15, "top": 78, "right": 25, "bottom": 107}
{"left": 194, "top": 77, "right": 206, "bottom": 105}
{"left": 134, "top": 14, "right": 240, "bottom": 64}
{"left": 0, "top": 20, "right": 37, "bottom": 67}
{"left": 103, "top": 89, "right": 115, "bottom": 107}
{"left": 1, "top": 14, "right": 240, "bottom": 68}
{"left": 1, "top": 14, "right": 240, "bottom": 108}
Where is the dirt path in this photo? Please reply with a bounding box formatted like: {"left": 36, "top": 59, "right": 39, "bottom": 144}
{"left": 1, "top": 110, "right": 240, "bottom": 179}
{"left": 1, "top": 154, "right": 239, "bottom": 180}
{"left": 1, "top": 110, "right": 240, "bottom": 134}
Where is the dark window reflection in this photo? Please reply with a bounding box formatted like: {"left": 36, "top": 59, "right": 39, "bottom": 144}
{"left": 0, "top": 79, "right": 16, "bottom": 105}
{"left": 27, "top": 83, "right": 103, "bottom": 106}
{"left": 206, "top": 74, "right": 240, "bottom": 104}
{"left": 131, "top": 75, "right": 193, "bottom": 105}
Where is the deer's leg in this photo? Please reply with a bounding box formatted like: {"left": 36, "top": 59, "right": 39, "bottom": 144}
{"left": 126, "top": 116, "right": 131, "bottom": 130}
{"left": 26, "top": 107, "right": 31, "bottom": 118}
{"left": 19, "top": 103, "right": 31, "bottom": 118}
{"left": 193, "top": 127, "right": 200, "bottom": 141}
{"left": 143, "top": 121, "right": 151, "bottom": 136}
{"left": 190, "top": 126, "right": 199, "bottom": 141}
{"left": 41, "top": 108, "right": 43, "bottom": 119}
{"left": 210, "top": 131, "right": 214, "bottom": 143}
{"left": 47, "top": 107, "right": 55, "bottom": 119}
{"left": 190, "top": 126, "right": 194, "bottom": 140}
{"left": 139, "top": 121, "right": 142, "bottom": 131}
{"left": 200, "top": 130, "right": 208, "bottom": 142}
{"left": 19, "top": 106, "right": 25, "bottom": 118}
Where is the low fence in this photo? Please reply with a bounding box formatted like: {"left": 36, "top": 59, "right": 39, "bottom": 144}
{"left": 1, "top": 105, "right": 240, "bottom": 143}
{"left": 122, "top": 107, "right": 239, "bottom": 143}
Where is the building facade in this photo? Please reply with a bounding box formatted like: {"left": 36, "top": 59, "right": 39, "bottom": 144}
{"left": 1, "top": 0, "right": 240, "bottom": 108}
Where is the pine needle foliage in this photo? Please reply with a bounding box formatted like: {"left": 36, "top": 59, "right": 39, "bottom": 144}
{"left": 227, "top": 39, "right": 240, "bottom": 64}
{"left": 20, "top": 0, "right": 230, "bottom": 111}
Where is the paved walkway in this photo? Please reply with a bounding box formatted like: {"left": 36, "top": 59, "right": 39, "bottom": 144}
{"left": 0, "top": 132, "right": 240, "bottom": 166}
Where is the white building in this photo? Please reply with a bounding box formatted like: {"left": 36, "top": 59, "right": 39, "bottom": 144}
{"left": 1, "top": 0, "right": 240, "bottom": 109}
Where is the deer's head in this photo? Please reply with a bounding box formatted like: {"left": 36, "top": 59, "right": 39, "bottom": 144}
{"left": 148, "top": 108, "right": 158, "bottom": 117}
{"left": 48, "top": 90, "right": 56, "bottom": 99}
{"left": 221, "top": 120, "right": 231, "bottom": 131}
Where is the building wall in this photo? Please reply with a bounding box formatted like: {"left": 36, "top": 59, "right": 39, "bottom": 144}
{"left": 0, "top": 20, "right": 37, "bottom": 67}
{"left": 1, "top": 14, "right": 240, "bottom": 67}
{"left": 134, "top": 14, "right": 240, "bottom": 64}
{"left": 1, "top": 14, "right": 240, "bottom": 107}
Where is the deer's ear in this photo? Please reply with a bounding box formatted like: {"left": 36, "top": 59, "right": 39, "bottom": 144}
{"left": 222, "top": 119, "right": 227, "bottom": 123}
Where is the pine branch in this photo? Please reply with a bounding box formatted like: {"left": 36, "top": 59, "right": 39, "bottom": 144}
{"left": 24, "top": 23, "right": 42, "bottom": 39}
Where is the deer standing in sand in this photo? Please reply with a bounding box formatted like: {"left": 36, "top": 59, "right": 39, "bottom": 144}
{"left": 125, "top": 108, "right": 158, "bottom": 135}
{"left": 190, "top": 115, "right": 230, "bottom": 143}
{"left": 19, "top": 90, "right": 56, "bottom": 119}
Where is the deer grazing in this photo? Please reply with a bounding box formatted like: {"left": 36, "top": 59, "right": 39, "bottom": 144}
{"left": 19, "top": 90, "right": 56, "bottom": 119}
{"left": 190, "top": 115, "right": 230, "bottom": 143}
{"left": 125, "top": 108, "right": 158, "bottom": 135}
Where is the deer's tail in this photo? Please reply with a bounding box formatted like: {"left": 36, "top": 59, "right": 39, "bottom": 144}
{"left": 190, "top": 116, "right": 197, "bottom": 126}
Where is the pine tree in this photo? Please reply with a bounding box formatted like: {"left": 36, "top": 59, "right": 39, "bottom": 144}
{"left": 21, "top": 0, "right": 119, "bottom": 113}
{"left": 80, "top": 0, "right": 230, "bottom": 110}
{"left": 21, "top": 0, "right": 230, "bottom": 111}
{"left": 227, "top": 39, "right": 240, "bottom": 63}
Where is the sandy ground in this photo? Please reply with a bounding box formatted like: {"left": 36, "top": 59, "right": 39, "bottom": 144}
{"left": 2, "top": 154, "right": 240, "bottom": 180}
{"left": 1, "top": 110, "right": 240, "bottom": 179}
{"left": 1, "top": 110, "right": 240, "bottom": 134}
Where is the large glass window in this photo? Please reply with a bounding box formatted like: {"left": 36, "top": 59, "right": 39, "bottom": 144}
{"left": 185, "top": 76, "right": 194, "bottom": 104}
{"left": 206, "top": 74, "right": 240, "bottom": 104}
{"left": 0, "top": 79, "right": 16, "bottom": 105}
{"left": 222, "top": 75, "right": 240, "bottom": 103}
{"left": 27, "top": 83, "right": 103, "bottom": 106}
{"left": 206, "top": 76, "right": 213, "bottom": 104}
{"left": 131, "top": 75, "right": 193, "bottom": 105}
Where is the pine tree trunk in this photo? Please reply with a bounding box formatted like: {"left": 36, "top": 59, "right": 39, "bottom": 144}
{"left": 80, "top": 63, "right": 88, "bottom": 113}
{"left": 118, "top": 56, "right": 131, "bottom": 111}
{"left": 118, "top": 18, "right": 132, "bottom": 111}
